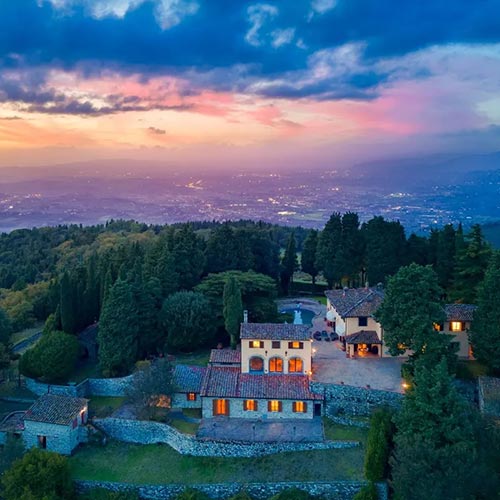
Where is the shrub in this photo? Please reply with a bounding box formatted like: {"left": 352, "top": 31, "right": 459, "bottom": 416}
{"left": 1, "top": 448, "right": 74, "bottom": 500}
{"left": 269, "top": 488, "right": 316, "bottom": 500}
{"left": 19, "top": 330, "right": 79, "bottom": 383}
{"left": 364, "top": 408, "right": 394, "bottom": 482}
{"left": 175, "top": 488, "right": 211, "bottom": 500}
{"left": 353, "top": 482, "right": 378, "bottom": 500}
{"left": 229, "top": 492, "right": 254, "bottom": 500}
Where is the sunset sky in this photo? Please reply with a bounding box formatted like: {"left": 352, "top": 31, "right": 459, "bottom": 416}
{"left": 1, "top": 0, "right": 500, "bottom": 169}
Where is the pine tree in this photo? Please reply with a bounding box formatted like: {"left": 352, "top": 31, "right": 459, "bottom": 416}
{"left": 157, "top": 246, "right": 180, "bottom": 297}
{"left": 206, "top": 224, "right": 238, "bottom": 273}
{"left": 470, "top": 251, "right": 500, "bottom": 372}
{"left": 435, "top": 224, "right": 456, "bottom": 290}
{"left": 301, "top": 230, "right": 319, "bottom": 286}
{"left": 223, "top": 276, "right": 243, "bottom": 349}
{"left": 0, "top": 307, "right": 12, "bottom": 345}
{"left": 98, "top": 279, "right": 139, "bottom": 376}
{"left": 172, "top": 225, "right": 205, "bottom": 290}
{"left": 374, "top": 263, "right": 451, "bottom": 370}
{"left": 280, "top": 232, "right": 298, "bottom": 295}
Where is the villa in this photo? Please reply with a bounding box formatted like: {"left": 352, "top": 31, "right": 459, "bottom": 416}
{"left": 325, "top": 287, "right": 476, "bottom": 359}
{"left": 174, "top": 323, "right": 323, "bottom": 421}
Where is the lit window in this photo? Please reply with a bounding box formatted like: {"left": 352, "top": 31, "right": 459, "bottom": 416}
{"left": 433, "top": 323, "right": 443, "bottom": 332}
{"left": 244, "top": 400, "right": 258, "bottom": 411}
{"left": 288, "top": 341, "right": 303, "bottom": 349}
{"left": 187, "top": 392, "right": 197, "bottom": 401}
{"left": 288, "top": 357, "right": 303, "bottom": 373}
{"left": 249, "top": 357, "right": 264, "bottom": 372}
{"left": 269, "top": 357, "right": 283, "bottom": 372}
{"left": 213, "top": 399, "right": 229, "bottom": 416}
{"left": 272, "top": 341, "right": 280, "bottom": 349}
{"left": 250, "top": 340, "right": 264, "bottom": 348}
{"left": 268, "top": 400, "right": 282, "bottom": 412}
{"left": 450, "top": 321, "right": 463, "bottom": 332}
{"left": 293, "top": 401, "right": 307, "bottom": 413}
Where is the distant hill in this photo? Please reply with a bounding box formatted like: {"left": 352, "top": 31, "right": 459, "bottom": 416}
{"left": 483, "top": 222, "right": 500, "bottom": 249}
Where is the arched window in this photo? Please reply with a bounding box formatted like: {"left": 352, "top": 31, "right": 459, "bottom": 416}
{"left": 269, "top": 357, "right": 283, "bottom": 373}
{"left": 288, "top": 357, "right": 303, "bottom": 373}
{"left": 249, "top": 356, "right": 264, "bottom": 372}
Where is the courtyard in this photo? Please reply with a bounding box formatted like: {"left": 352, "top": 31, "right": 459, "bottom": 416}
{"left": 312, "top": 338, "right": 404, "bottom": 393}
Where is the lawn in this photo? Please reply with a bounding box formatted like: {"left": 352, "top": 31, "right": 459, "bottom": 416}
{"left": 0, "top": 381, "right": 36, "bottom": 400}
{"left": 70, "top": 440, "right": 364, "bottom": 484}
{"left": 322, "top": 419, "right": 368, "bottom": 444}
{"left": 174, "top": 350, "right": 211, "bottom": 367}
{"left": 311, "top": 295, "right": 327, "bottom": 306}
{"left": 168, "top": 418, "right": 199, "bottom": 435}
{"left": 70, "top": 360, "right": 102, "bottom": 383}
{"left": 10, "top": 322, "right": 44, "bottom": 346}
{"left": 88, "top": 397, "right": 126, "bottom": 418}
{"left": 456, "top": 360, "right": 489, "bottom": 380}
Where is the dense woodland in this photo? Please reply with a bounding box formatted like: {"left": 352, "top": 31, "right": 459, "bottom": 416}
{"left": 0, "top": 213, "right": 496, "bottom": 378}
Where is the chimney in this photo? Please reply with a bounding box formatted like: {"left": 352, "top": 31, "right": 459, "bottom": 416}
{"left": 243, "top": 310, "right": 248, "bottom": 323}
{"left": 343, "top": 286, "right": 348, "bottom": 297}
{"left": 365, "top": 281, "right": 369, "bottom": 290}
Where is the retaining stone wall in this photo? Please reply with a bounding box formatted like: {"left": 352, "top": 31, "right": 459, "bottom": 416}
{"left": 76, "top": 480, "right": 388, "bottom": 500}
{"left": 93, "top": 417, "right": 358, "bottom": 458}
{"left": 311, "top": 382, "right": 402, "bottom": 417}
{"left": 25, "top": 375, "right": 134, "bottom": 398}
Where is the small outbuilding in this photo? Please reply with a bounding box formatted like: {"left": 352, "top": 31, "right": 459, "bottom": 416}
{"left": 23, "top": 394, "right": 88, "bottom": 455}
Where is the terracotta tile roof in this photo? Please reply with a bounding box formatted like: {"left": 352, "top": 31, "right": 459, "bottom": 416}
{"left": 24, "top": 394, "right": 88, "bottom": 426}
{"left": 240, "top": 323, "right": 311, "bottom": 341}
{"left": 345, "top": 330, "right": 382, "bottom": 344}
{"left": 173, "top": 364, "right": 206, "bottom": 393}
{"left": 209, "top": 349, "right": 241, "bottom": 365}
{"left": 444, "top": 304, "right": 476, "bottom": 322}
{"left": 325, "top": 287, "right": 385, "bottom": 318}
{"left": 200, "top": 366, "right": 322, "bottom": 400}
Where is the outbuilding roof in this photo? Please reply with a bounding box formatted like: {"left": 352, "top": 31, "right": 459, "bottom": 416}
{"left": 24, "top": 394, "right": 88, "bottom": 426}
{"left": 345, "top": 330, "right": 382, "bottom": 344}
{"left": 200, "top": 366, "right": 322, "bottom": 401}
{"left": 240, "top": 323, "right": 311, "bottom": 341}
{"left": 209, "top": 349, "right": 241, "bottom": 365}
{"left": 444, "top": 304, "right": 476, "bottom": 322}
{"left": 173, "top": 364, "right": 206, "bottom": 393}
{"left": 325, "top": 287, "right": 385, "bottom": 318}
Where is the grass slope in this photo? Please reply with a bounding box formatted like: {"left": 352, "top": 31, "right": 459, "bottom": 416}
{"left": 70, "top": 440, "right": 364, "bottom": 484}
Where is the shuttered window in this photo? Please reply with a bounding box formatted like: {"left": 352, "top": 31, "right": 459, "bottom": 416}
{"left": 268, "top": 400, "right": 282, "bottom": 412}
{"left": 292, "top": 401, "right": 307, "bottom": 413}
{"left": 212, "top": 399, "right": 230, "bottom": 416}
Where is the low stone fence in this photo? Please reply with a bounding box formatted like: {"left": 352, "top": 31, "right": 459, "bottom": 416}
{"left": 76, "top": 479, "right": 388, "bottom": 500}
{"left": 312, "top": 382, "right": 403, "bottom": 417}
{"left": 93, "top": 418, "right": 359, "bottom": 458}
{"left": 25, "top": 375, "right": 134, "bottom": 398}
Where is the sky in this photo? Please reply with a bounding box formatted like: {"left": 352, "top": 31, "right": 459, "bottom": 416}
{"left": 1, "top": 0, "right": 500, "bottom": 170}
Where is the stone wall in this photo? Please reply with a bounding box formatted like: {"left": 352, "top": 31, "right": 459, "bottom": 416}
{"left": 93, "top": 418, "right": 358, "bottom": 458}
{"left": 478, "top": 376, "right": 500, "bottom": 417}
{"left": 311, "top": 382, "right": 402, "bottom": 417}
{"left": 76, "top": 479, "right": 388, "bottom": 500}
{"left": 25, "top": 375, "right": 134, "bottom": 398}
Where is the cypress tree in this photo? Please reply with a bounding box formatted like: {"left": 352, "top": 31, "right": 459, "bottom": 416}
{"left": 157, "top": 246, "right": 180, "bottom": 297}
{"left": 301, "top": 230, "right": 319, "bottom": 286}
{"left": 280, "top": 232, "right": 298, "bottom": 295}
{"left": 98, "top": 279, "right": 139, "bottom": 376}
{"left": 223, "top": 276, "right": 243, "bottom": 349}
{"left": 316, "top": 212, "right": 342, "bottom": 288}
{"left": 59, "top": 271, "right": 76, "bottom": 334}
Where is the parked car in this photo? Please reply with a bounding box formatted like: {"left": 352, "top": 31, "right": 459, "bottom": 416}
{"left": 321, "top": 331, "right": 331, "bottom": 341}
{"left": 313, "top": 331, "right": 322, "bottom": 341}
{"left": 330, "top": 332, "right": 339, "bottom": 341}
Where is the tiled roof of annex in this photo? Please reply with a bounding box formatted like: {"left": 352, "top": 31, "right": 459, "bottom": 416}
{"left": 325, "top": 287, "right": 385, "bottom": 318}
{"left": 444, "top": 304, "right": 477, "bottom": 322}
{"left": 173, "top": 364, "right": 206, "bottom": 393}
{"left": 24, "top": 394, "right": 88, "bottom": 426}
{"left": 240, "top": 323, "right": 311, "bottom": 341}
{"left": 344, "top": 330, "right": 382, "bottom": 344}
{"left": 209, "top": 349, "right": 241, "bottom": 365}
{"left": 200, "top": 366, "right": 322, "bottom": 401}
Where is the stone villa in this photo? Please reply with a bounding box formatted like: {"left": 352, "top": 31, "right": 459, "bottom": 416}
{"left": 173, "top": 323, "right": 323, "bottom": 420}
{"left": 325, "top": 287, "right": 476, "bottom": 358}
